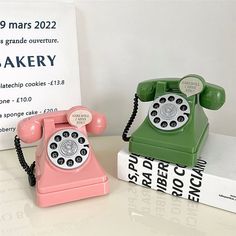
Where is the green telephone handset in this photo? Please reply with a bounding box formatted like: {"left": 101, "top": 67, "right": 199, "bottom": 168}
{"left": 122, "top": 74, "right": 225, "bottom": 166}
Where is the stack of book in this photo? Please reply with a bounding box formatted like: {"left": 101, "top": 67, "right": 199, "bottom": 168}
{"left": 118, "top": 133, "right": 236, "bottom": 213}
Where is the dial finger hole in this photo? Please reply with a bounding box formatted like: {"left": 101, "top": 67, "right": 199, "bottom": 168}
{"left": 176, "top": 98, "right": 183, "bottom": 104}
{"left": 57, "top": 158, "right": 65, "bottom": 165}
{"left": 54, "top": 135, "right": 62, "bottom": 142}
{"left": 161, "top": 121, "right": 168, "bottom": 128}
{"left": 80, "top": 148, "right": 87, "bottom": 156}
{"left": 153, "top": 103, "right": 160, "bottom": 109}
{"left": 71, "top": 132, "right": 78, "bottom": 138}
{"left": 159, "top": 97, "right": 166, "bottom": 103}
{"left": 168, "top": 96, "right": 175, "bottom": 102}
{"left": 50, "top": 143, "right": 57, "bottom": 150}
{"left": 62, "top": 131, "right": 70, "bottom": 138}
{"left": 154, "top": 117, "right": 160, "bottom": 124}
{"left": 66, "top": 159, "right": 74, "bottom": 167}
{"left": 78, "top": 137, "right": 85, "bottom": 144}
{"left": 170, "top": 121, "right": 177, "bottom": 127}
{"left": 177, "top": 116, "right": 185, "bottom": 122}
{"left": 75, "top": 156, "right": 83, "bottom": 163}
{"left": 180, "top": 105, "right": 187, "bottom": 111}
{"left": 151, "top": 110, "right": 158, "bottom": 116}
{"left": 51, "top": 151, "right": 59, "bottom": 158}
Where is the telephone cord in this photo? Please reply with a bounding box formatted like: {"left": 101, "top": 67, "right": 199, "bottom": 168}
{"left": 14, "top": 135, "right": 36, "bottom": 186}
{"left": 122, "top": 93, "right": 139, "bottom": 142}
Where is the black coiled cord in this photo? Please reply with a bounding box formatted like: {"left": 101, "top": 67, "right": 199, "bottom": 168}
{"left": 14, "top": 135, "right": 36, "bottom": 186}
{"left": 122, "top": 94, "right": 139, "bottom": 142}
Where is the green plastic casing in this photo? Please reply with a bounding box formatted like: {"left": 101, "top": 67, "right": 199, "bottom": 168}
{"left": 129, "top": 75, "right": 225, "bottom": 166}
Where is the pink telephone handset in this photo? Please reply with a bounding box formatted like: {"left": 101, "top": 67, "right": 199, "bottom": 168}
{"left": 15, "top": 106, "right": 109, "bottom": 207}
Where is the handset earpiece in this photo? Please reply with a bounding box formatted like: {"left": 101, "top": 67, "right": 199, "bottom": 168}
{"left": 200, "top": 83, "right": 225, "bottom": 110}
{"left": 17, "top": 117, "right": 43, "bottom": 143}
{"left": 86, "top": 110, "right": 106, "bottom": 135}
{"left": 137, "top": 80, "right": 157, "bottom": 102}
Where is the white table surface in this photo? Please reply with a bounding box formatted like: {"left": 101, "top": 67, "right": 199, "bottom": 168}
{"left": 0, "top": 136, "right": 235, "bottom": 236}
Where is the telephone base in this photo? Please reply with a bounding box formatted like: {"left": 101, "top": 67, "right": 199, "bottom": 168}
{"left": 36, "top": 177, "right": 109, "bottom": 207}
{"left": 129, "top": 125, "right": 209, "bottom": 167}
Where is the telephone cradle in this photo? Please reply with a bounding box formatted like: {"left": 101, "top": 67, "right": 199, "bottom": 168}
{"left": 123, "top": 75, "right": 225, "bottom": 167}
{"left": 15, "top": 106, "right": 109, "bottom": 207}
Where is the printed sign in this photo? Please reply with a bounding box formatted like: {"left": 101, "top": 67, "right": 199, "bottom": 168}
{"left": 0, "top": 2, "right": 81, "bottom": 150}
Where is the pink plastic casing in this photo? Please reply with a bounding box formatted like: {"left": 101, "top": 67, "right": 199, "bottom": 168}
{"left": 17, "top": 106, "right": 109, "bottom": 207}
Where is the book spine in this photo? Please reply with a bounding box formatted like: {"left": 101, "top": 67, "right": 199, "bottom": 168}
{"left": 117, "top": 150, "right": 236, "bottom": 213}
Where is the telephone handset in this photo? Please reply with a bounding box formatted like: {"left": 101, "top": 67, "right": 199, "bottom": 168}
{"left": 15, "top": 106, "right": 109, "bottom": 207}
{"left": 123, "top": 74, "right": 225, "bottom": 166}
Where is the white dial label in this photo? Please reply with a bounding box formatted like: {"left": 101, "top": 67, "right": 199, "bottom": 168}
{"left": 68, "top": 110, "right": 92, "bottom": 128}
{"left": 179, "top": 76, "right": 205, "bottom": 97}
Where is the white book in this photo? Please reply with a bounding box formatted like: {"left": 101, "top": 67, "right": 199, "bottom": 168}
{"left": 117, "top": 133, "right": 236, "bottom": 213}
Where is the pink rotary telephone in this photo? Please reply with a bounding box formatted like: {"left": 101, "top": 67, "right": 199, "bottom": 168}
{"left": 14, "top": 106, "right": 109, "bottom": 207}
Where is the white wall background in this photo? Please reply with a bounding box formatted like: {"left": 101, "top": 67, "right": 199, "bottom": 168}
{"left": 5, "top": 0, "right": 236, "bottom": 137}
{"left": 74, "top": 0, "right": 236, "bottom": 137}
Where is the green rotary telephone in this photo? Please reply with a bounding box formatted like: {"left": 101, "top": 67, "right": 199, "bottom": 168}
{"left": 123, "top": 74, "right": 225, "bottom": 167}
